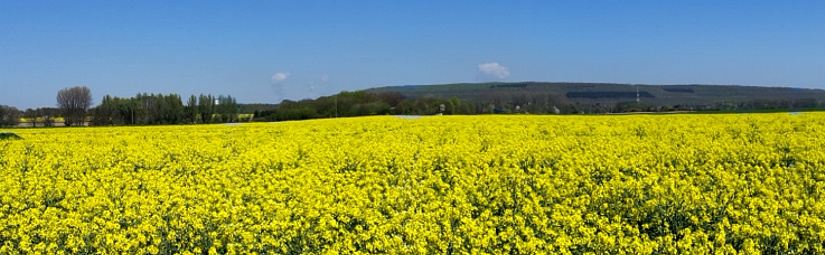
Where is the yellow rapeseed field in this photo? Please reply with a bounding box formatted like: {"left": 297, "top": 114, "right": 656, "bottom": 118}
{"left": 1, "top": 113, "right": 824, "bottom": 254}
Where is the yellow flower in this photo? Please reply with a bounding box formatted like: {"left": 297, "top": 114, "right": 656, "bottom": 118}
{"left": 1, "top": 114, "right": 824, "bottom": 253}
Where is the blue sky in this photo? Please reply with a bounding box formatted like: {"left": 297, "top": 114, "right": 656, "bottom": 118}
{"left": 1, "top": 1, "right": 823, "bottom": 109}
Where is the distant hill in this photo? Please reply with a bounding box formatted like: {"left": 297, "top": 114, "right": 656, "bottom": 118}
{"left": 252, "top": 82, "right": 825, "bottom": 121}
{"left": 365, "top": 82, "right": 825, "bottom": 113}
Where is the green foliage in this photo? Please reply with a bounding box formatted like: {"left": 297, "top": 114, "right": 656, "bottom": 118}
{"left": 0, "top": 132, "right": 22, "bottom": 140}
{"left": 255, "top": 91, "right": 479, "bottom": 121}
{"left": 90, "top": 93, "right": 239, "bottom": 126}
{"left": 367, "top": 82, "right": 825, "bottom": 114}
{"left": 0, "top": 105, "right": 21, "bottom": 127}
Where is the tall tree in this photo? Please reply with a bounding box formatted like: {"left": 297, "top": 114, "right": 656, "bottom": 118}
{"left": 56, "top": 86, "right": 92, "bottom": 126}
{"left": 162, "top": 94, "right": 185, "bottom": 124}
{"left": 216, "top": 95, "right": 238, "bottom": 123}
{"left": 23, "top": 108, "right": 38, "bottom": 127}
{"left": 186, "top": 95, "right": 199, "bottom": 123}
{"left": 90, "top": 95, "right": 115, "bottom": 126}
{"left": 0, "top": 105, "right": 21, "bottom": 127}
{"left": 198, "top": 94, "right": 215, "bottom": 123}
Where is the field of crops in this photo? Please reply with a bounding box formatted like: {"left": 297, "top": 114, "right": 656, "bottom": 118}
{"left": 1, "top": 113, "right": 825, "bottom": 254}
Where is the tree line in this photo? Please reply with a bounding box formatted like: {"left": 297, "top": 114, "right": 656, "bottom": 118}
{"left": 254, "top": 91, "right": 476, "bottom": 121}
{"left": 91, "top": 93, "right": 240, "bottom": 125}
{"left": 0, "top": 86, "right": 241, "bottom": 127}
{"left": 0, "top": 86, "right": 75, "bottom": 127}
{"left": 0, "top": 105, "right": 23, "bottom": 127}
{"left": 255, "top": 89, "right": 825, "bottom": 121}
{"left": 3, "top": 85, "right": 825, "bottom": 127}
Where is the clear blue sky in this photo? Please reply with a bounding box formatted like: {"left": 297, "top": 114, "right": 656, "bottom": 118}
{"left": 1, "top": 1, "right": 823, "bottom": 109}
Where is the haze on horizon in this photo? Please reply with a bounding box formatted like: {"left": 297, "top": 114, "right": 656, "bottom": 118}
{"left": 1, "top": 1, "right": 823, "bottom": 109}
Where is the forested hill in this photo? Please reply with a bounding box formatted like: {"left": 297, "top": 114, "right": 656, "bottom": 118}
{"left": 253, "top": 82, "right": 825, "bottom": 121}
{"left": 365, "top": 82, "right": 825, "bottom": 113}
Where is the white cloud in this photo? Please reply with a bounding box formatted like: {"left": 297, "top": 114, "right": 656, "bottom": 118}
{"left": 271, "top": 72, "right": 290, "bottom": 84}
{"left": 321, "top": 74, "right": 329, "bottom": 82}
{"left": 270, "top": 72, "right": 290, "bottom": 103}
{"left": 477, "top": 62, "right": 510, "bottom": 79}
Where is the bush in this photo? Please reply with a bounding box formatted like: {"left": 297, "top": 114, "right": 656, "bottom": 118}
{"left": 0, "top": 132, "right": 22, "bottom": 140}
